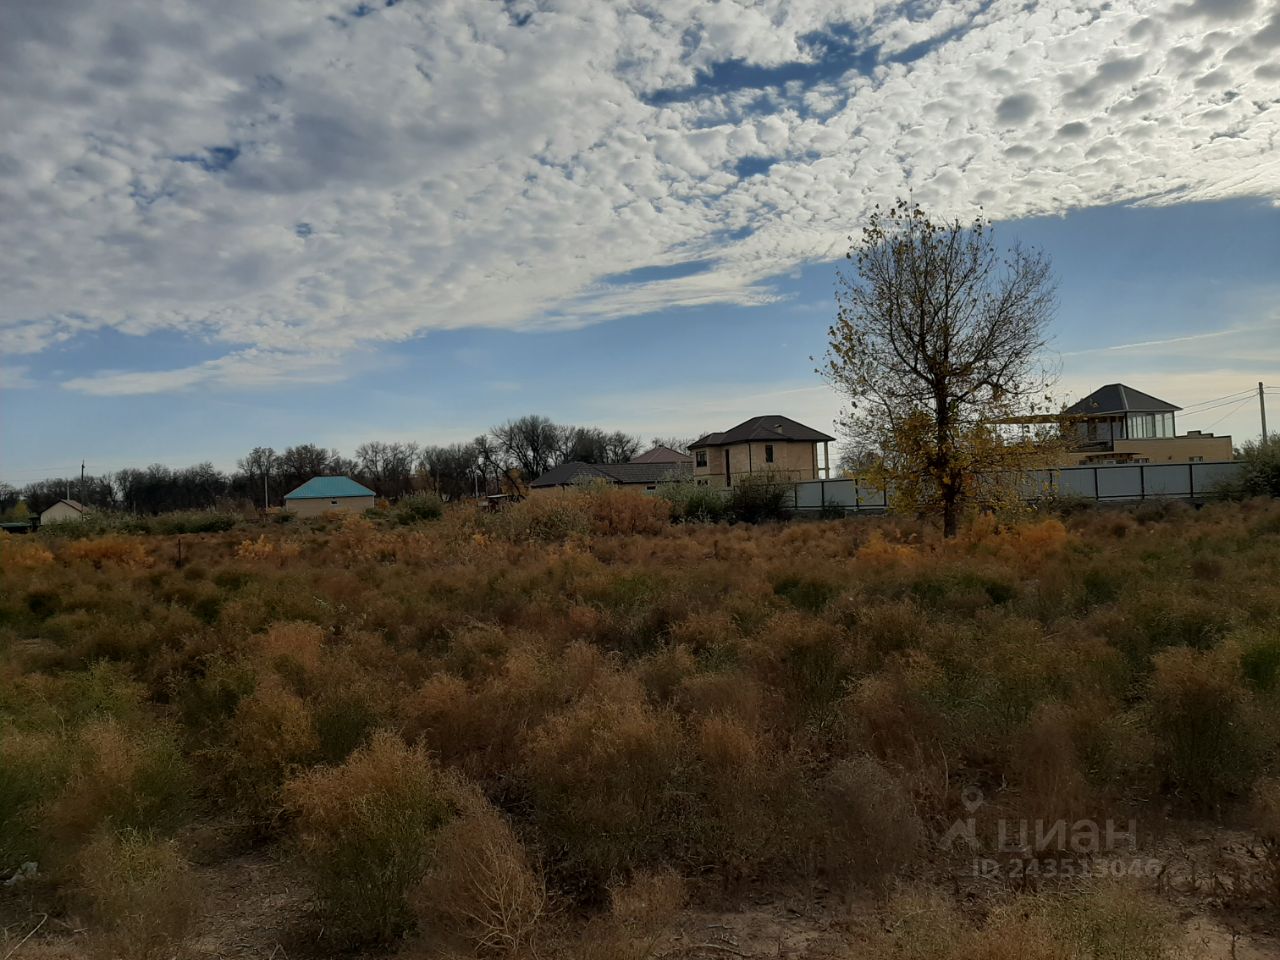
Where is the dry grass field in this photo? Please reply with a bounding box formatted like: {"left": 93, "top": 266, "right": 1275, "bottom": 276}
{"left": 4, "top": 491, "right": 1280, "bottom": 959}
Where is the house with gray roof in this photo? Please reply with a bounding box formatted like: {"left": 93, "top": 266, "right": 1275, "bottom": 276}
{"left": 689, "top": 415, "right": 835, "bottom": 488}
{"left": 1063, "top": 383, "right": 1233, "bottom": 465}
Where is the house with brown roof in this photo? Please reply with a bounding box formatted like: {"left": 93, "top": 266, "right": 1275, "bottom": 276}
{"left": 1063, "top": 384, "right": 1233, "bottom": 465}
{"left": 629, "top": 445, "right": 692, "bottom": 466}
{"left": 689, "top": 415, "right": 835, "bottom": 488}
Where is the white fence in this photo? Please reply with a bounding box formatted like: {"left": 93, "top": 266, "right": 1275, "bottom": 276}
{"left": 790, "top": 460, "right": 1247, "bottom": 513}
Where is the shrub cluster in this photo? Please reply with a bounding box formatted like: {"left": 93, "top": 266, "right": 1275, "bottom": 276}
{"left": 3, "top": 498, "right": 1280, "bottom": 952}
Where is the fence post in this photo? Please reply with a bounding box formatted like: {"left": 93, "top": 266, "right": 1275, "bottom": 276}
{"left": 1188, "top": 463, "right": 1195, "bottom": 499}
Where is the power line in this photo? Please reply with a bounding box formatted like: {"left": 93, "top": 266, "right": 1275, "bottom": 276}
{"left": 1180, "top": 395, "right": 1263, "bottom": 418}
{"left": 1178, "top": 388, "right": 1257, "bottom": 413}
{"left": 1203, "top": 396, "right": 1254, "bottom": 431}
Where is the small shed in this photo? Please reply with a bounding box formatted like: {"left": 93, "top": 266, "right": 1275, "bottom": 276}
{"left": 40, "top": 499, "right": 90, "bottom": 524}
{"left": 283, "top": 476, "right": 377, "bottom": 517}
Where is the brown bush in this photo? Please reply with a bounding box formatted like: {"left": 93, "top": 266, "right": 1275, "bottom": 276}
{"left": 522, "top": 691, "right": 686, "bottom": 889}
{"left": 46, "top": 718, "right": 192, "bottom": 854}
{"left": 814, "top": 756, "right": 923, "bottom": 894}
{"left": 63, "top": 535, "right": 152, "bottom": 569}
{"left": 77, "top": 830, "right": 201, "bottom": 960}
{"left": 563, "top": 869, "right": 686, "bottom": 960}
{"left": 411, "top": 788, "right": 547, "bottom": 958}
{"left": 225, "top": 676, "right": 320, "bottom": 814}
{"left": 1149, "top": 644, "right": 1254, "bottom": 810}
{"left": 1009, "top": 702, "right": 1092, "bottom": 832}
{"left": 283, "top": 730, "right": 456, "bottom": 945}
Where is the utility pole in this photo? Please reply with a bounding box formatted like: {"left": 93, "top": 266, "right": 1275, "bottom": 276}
{"left": 80, "top": 460, "right": 85, "bottom": 504}
{"left": 1262, "top": 381, "right": 1270, "bottom": 445}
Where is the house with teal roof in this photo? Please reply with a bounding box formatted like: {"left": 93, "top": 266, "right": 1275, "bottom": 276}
{"left": 282, "top": 476, "right": 376, "bottom": 517}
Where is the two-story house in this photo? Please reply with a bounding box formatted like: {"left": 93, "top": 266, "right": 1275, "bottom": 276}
{"left": 1064, "top": 384, "right": 1233, "bottom": 465}
{"left": 689, "top": 415, "right": 835, "bottom": 488}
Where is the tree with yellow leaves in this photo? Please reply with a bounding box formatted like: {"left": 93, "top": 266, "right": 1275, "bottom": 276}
{"left": 822, "top": 200, "right": 1061, "bottom": 536}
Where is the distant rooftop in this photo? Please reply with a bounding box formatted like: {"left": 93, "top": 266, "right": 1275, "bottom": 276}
{"left": 1066, "top": 384, "right": 1181, "bottom": 417}
{"left": 689, "top": 415, "right": 835, "bottom": 449}
{"left": 529, "top": 461, "right": 691, "bottom": 488}
{"left": 283, "top": 476, "right": 376, "bottom": 500}
{"left": 630, "top": 445, "right": 692, "bottom": 465}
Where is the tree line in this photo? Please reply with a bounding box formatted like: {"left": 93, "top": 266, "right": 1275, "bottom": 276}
{"left": 2, "top": 416, "right": 689, "bottom": 516}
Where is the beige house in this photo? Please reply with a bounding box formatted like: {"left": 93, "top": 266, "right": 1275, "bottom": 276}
{"left": 1063, "top": 384, "right": 1233, "bottom": 465}
{"left": 40, "top": 499, "right": 90, "bottom": 524}
{"left": 689, "top": 415, "right": 835, "bottom": 488}
{"left": 283, "top": 476, "right": 376, "bottom": 517}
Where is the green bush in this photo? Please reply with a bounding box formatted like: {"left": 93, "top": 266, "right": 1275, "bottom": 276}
{"left": 726, "top": 472, "right": 791, "bottom": 523}
{"left": 393, "top": 492, "right": 445, "bottom": 525}
{"left": 659, "top": 481, "right": 729, "bottom": 523}
{"left": 1235, "top": 438, "right": 1280, "bottom": 497}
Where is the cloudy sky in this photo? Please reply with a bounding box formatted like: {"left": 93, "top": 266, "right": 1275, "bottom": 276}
{"left": 2, "top": 0, "right": 1278, "bottom": 481}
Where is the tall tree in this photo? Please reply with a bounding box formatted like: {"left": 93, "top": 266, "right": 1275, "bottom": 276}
{"left": 236, "top": 446, "right": 276, "bottom": 508}
{"left": 822, "top": 200, "right": 1058, "bottom": 537}
{"left": 492, "top": 415, "right": 560, "bottom": 478}
{"left": 419, "top": 443, "right": 481, "bottom": 500}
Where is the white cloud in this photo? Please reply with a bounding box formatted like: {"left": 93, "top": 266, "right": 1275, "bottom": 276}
{"left": 1, "top": 0, "right": 1278, "bottom": 393}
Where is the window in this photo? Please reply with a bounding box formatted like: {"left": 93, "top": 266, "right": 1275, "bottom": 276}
{"left": 1189, "top": 456, "right": 1204, "bottom": 463}
{"left": 695, "top": 450, "right": 707, "bottom": 468}
{"left": 764, "top": 444, "right": 774, "bottom": 464}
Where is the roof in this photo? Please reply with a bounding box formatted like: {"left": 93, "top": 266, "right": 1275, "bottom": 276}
{"left": 1065, "top": 384, "right": 1181, "bottom": 417}
{"left": 283, "top": 476, "right": 377, "bottom": 500}
{"left": 529, "top": 461, "right": 692, "bottom": 488}
{"left": 42, "top": 499, "right": 87, "bottom": 514}
{"left": 689, "top": 415, "right": 836, "bottom": 449}
{"left": 630, "top": 445, "right": 692, "bottom": 464}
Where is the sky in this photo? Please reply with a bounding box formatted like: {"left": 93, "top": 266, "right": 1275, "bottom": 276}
{"left": 1, "top": 0, "right": 1279, "bottom": 483}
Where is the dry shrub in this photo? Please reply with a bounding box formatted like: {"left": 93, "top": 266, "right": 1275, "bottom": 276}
{"left": 855, "top": 599, "right": 931, "bottom": 661}
{"left": 226, "top": 677, "right": 320, "bottom": 814}
{"left": 748, "top": 611, "right": 860, "bottom": 729}
{"left": 256, "top": 619, "right": 327, "bottom": 675}
{"left": 1251, "top": 778, "right": 1280, "bottom": 906}
{"left": 844, "top": 652, "right": 945, "bottom": 768}
{"left": 485, "top": 494, "right": 588, "bottom": 542}
{"left": 815, "top": 756, "right": 923, "bottom": 894}
{"left": 330, "top": 514, "right": 398, "bottom": 563}
{"left": 675, "top": 669, "right": 768, "bottom": 726}
{"left": 855, "top": 531, "right": 923, "bottom": 572}
{"left": 689, "top": 713, "right": 802, "bottom": 879}
{"left": 411, "top": 787, "right": 547, "bottom": 958}
{"left": 47, "top": 718, "right": 192, "bottom": 853}
{"left": 636, "top": 644, "right": 699, "bottom": 703}
{"left": 64, "top": 535, "right": 151, "bottom": 569}
{"left": 0, "top": 728, "right": 67, "bottom": 867}
{"left": 858, "top": 882, "right": 1174, "bottom": 960}
{"left": 523, "top": 691, "right": 685, "bottom": 889}
{"left": 1009, "top": 702, "right": 1091, "bottom": 832}
{"left": 564, "top": 869, "right": 685, "bottom": 960}
{"left": 0, "top": 534, "right": 54, "bottom": 567}
{"left": 283, "top": 730, "right": 456, "bottom": 945}
{"left": 78, "top": 830, "right": 201, "bottom": 960}
{"left": 1149, "top": 644, "right": 1253, "bottom": 810}
{"left": 234, "top": 534, "right": 301, "bottom": 564}
{"left": 402, "top": 648, "right": 567, "bottom": 784}
{"left": 583, "top": 487, "right": 670, "bottom": 536}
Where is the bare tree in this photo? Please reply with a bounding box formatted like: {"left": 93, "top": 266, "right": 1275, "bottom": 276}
{"left": 822, "top": 200, "right": 1058, "bottom": 537}
{"left": 492, "top": 415, "right": 559, "bottom": 478}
